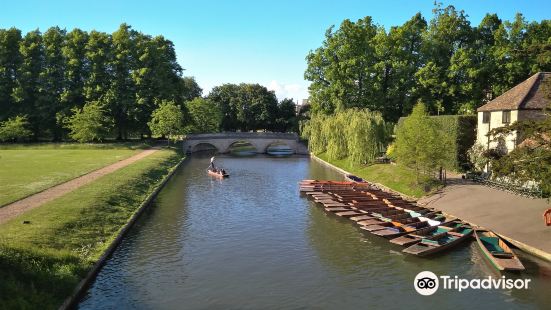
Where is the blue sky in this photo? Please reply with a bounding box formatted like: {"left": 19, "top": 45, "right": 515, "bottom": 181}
{"left": 1, "top": 1, "right": 549, "bottom": 101}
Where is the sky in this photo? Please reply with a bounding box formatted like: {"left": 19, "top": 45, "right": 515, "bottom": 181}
{"left": 1, "top": 1, "right": 550, "bottom": 102}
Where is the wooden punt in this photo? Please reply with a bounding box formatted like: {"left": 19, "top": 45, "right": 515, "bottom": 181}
{"left": 370, "top": 220, "right": 433, "bottom": 238}
{"left": 361, "top": 217, "right": 422, "bottom": 232}
{"left": 402, "top": 225, "right": 473, "bottom": 256}
{"left": 474, "top": 229, "right": 525, "bottom": 271}
{"left": 389, "top": 220, "right": 464, "bottom": 246}
{"left": 207, "top": 169, "right": 229, "bottom": 178}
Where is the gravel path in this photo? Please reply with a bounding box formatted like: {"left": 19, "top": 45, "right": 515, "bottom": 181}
{"left": 0, "top": 149, "right": 158, "bottom": 225}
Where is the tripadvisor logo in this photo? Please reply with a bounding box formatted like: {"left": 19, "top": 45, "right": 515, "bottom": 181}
{"left": 414, "top": 271, "right": 531, "bottom": 296}
{"left": 414, "top": 271, "right": 439, "bottom": 296}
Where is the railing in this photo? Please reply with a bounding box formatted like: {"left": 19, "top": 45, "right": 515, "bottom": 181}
{"left": 185, "top": 132, "right": 299, "bottom": 140}
{"left": 467, "top": 172, "right": 544, "bottom": 199}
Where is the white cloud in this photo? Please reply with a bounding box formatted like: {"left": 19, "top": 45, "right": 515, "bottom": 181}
{"left": 266, "top": 80, "right": 309, "bottom": 102}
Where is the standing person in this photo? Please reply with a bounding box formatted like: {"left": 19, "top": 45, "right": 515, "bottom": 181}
{"left": 210, "top": 156, "right": 215, "bottom": 170}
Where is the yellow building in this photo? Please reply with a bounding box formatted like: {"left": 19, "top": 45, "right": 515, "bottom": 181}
{"left": 476, "top": 72, "right": 549, "bottom": 153}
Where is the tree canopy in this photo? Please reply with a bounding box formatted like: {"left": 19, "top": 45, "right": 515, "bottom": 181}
{"left": 305, "top": 4, "right": 551, "bottom": 121}
{"left": 0, "top": 24, "right": 201, "bottom": 141}
{"left": 207, "top": 83, "right": 296, "bottom": 132}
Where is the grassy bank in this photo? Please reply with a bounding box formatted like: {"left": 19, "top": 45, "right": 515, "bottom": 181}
{"left": 0, "top": 149, "right": 182, "bottom": 309}
{"left": 0, "top": 146, "right": 144, "bottom": 206}
{"left": 316, "top": 153, "right": 442, "bottom": 198}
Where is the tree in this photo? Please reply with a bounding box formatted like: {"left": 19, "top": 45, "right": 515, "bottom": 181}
{"left": 0, "top": 28, "right": 22, "bottom": 121}
{"left": 63, "top": 101, "right": 113, "bottom": 142}
{"left": 185, "top": 98, "right": 221, "bottom": 133}
{"left": 275, "top": 98, "right": 297, "bottom": 132}
{"left": 301, "top": 108, "right": 389, "bottom": 164}
{"left": 41, "top": 27, "right": 66, "bottom": 140}
{"left": 0, "top": 115, "right": 32, "bottom": 142}
{"left": 84, "top": 30, "right": 112, "bottom": 103}
{"left": 394, "top": 102, "right": 452, "bottom": 182}
{"left": 208, "top": 83, "right": 279, "bottom": 131}
{"left": 148, "top": 100, "right": 184, "bottom": 144}
{"left": 110, "top": 24, "right": 136, "bottom": 139}
{"left": 179, "top": 76, "right": 203, "bottom": 102}
{"left": 12, "top": 30, "right": 44, "bottom": 138}
{"left": 61, "top": 28, "right": 88, "bottom": 110}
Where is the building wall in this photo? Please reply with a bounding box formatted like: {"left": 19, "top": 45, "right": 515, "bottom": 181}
{"left": 476, "top": 110, "right": 518, "bottom": 152}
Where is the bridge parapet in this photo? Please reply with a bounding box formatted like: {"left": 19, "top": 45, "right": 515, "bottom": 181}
{"left": 185, "top": 132, "right": 299, "bottom": 140}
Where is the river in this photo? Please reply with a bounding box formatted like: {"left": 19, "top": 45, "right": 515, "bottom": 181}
{"left": 78, "top": 155, "right": 551, "bottom": 309}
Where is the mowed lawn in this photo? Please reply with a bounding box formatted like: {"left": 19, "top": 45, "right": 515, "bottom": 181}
{"left": 316, "top": 153, "right": 442, "bottom": 198}
{"left": 0, "top": 148, "right": 140, "bottom": 206}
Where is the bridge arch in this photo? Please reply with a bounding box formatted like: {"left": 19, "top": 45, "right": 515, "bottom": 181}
{"left": 264, "top": 141, "right": 294, "bottom": 155}
{"left": 227, "top": 140, "right": 258, "bottom": 155}
{"left": 191, "top": 142, "right": 219, "bottom": 153}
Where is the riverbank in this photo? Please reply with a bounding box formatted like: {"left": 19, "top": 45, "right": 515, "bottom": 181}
{"left": 312, "top": 153, "right": 551, "bottom": 262}
{"left": 0, "top": 149, "right": 183, "bottom": 309}
{"left": 312, "top": 153, "right": 442, "bottom": 199}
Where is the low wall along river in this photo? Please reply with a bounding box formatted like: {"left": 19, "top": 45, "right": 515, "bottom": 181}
{"left": 78, "top": 155, "right": 551, "bottom": 309}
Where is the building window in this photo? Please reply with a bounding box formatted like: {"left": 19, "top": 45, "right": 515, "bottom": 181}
{"left": 502, "top": 110, "right": 511, "bottom": 124}
{"left": 482, "top": 112, "right": 490, "bottom": 123}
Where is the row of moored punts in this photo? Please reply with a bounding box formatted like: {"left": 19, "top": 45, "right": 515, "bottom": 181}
{"left": 299, "top": 179, "right": 525, "bottom": 271}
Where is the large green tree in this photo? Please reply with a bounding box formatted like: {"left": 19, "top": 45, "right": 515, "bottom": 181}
{"left": 41, "top": 27, "right": 66, "bottom": 140}
{"left": 0, "top": 28, "right": 22, "bottom": 121}
{"left": 394, "top": 102, "right": 453, "bottom": 182}
{"left": 12, "top": 30, "right": 44, "bottom": 138}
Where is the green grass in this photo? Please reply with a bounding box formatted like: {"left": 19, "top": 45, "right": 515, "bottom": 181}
{"left": 0, "top": 146, "right": 144, "bottom": 206}
{"left": 316, "top": 153, "right": 442, "bottom": 198}
{"left": 0, "top": 149, "right": 182, "bottom": 309}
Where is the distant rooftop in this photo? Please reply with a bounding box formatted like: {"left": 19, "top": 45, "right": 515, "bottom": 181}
{"left": 477, "top": 72, "right": 551, "bottom": 112}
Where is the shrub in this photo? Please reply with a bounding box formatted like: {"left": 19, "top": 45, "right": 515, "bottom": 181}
{"left": 0, "top": 116, "right": 32, "bottom": 142}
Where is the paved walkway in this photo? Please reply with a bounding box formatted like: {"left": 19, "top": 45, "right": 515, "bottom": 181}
{"left": 419, "top": 178, "right": 551, "bottom": 260}
{"left": 0, "top": 149, "right": 158, "bottom": 225}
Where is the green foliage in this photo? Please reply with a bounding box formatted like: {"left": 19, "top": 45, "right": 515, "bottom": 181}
{"left": 63, "top": 101, "right": 114, "bottom": 143}
{"left": 148, "top": 100, "right": 184, "bottom": 141}
{"left": 0, "top": 115, "right": 32, "bottom": 142}
{"left": 394, "top": 103, "right": 453, "bottom": 182}
{"left": 185, "top": 97, "right": 221, "bottom": 133}
{"left": 305, "top": 4, "right": 551, "bottom": 120}
{"left": 0, "top": 24, "right": 189, "bottom": 141}
{"left": 207, "top": 83, "right": 293, "bottom": 132}
{"left": 398, "top": 114, "right": 477, "bottom": 171}
{"left": 302, "top": 109, "right": 390, "bottom": 163}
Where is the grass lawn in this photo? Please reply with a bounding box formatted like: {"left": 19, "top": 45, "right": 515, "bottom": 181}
{"left": 316, "top": 153, "right": 442, "bottom": 198}
{"left": 0, "top": 144, "right": 147, "bottom": 206}
{"left": 0, "top": 149, "right": 182, "bottom": 309}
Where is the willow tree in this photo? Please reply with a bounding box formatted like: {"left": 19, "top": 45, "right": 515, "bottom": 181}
{"left": 302, "top": 108, "right": 390, "bottom": 163}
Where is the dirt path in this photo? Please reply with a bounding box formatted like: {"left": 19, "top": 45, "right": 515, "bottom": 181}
{"left": 0, "top": 149, "right": 158, "bottom": 225}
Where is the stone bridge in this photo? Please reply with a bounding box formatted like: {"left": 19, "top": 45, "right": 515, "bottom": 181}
{"left": 182, "top": 132, "right": 309, "bottom": 154}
